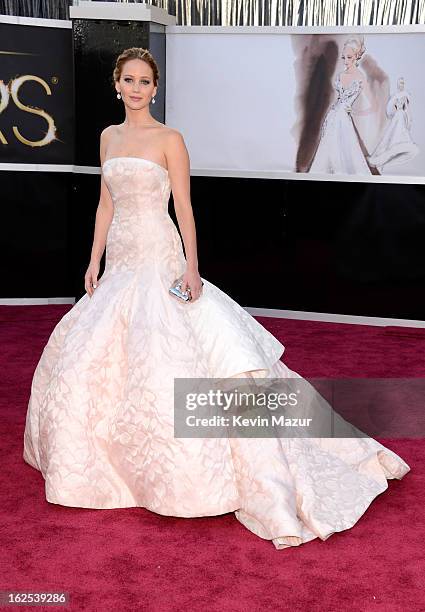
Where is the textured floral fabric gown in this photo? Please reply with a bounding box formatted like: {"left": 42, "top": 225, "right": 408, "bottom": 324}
{"left": 309, "top": 73, "right": 372, "bottom": 174}
{"left": 23, "top": 156, "right": 410, "bottom": 550}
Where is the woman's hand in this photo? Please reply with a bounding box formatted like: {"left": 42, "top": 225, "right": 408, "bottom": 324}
{"left": 180, "top": 266, "right": 203, "bottom": 302}
{"left": 84, "top": 260, "right": 100, "bottom": 297}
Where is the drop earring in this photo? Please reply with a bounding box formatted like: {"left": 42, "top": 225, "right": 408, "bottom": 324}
{"left": 117, "top": 92, "right": 121, "bottom": 100}
{"left": 151, "top": 97, "right": 156, "bottom": 104}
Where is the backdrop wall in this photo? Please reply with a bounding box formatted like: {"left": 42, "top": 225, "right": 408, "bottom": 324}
{"left": 1, "top": 13, "right": 424, "bottom": 320}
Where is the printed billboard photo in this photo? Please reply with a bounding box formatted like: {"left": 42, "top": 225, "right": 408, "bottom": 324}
{"left": 167, "top": 28, "right": 425, "bottom": 183}
{"left": 293, "top": 33, "right": 421, "bottom": 177}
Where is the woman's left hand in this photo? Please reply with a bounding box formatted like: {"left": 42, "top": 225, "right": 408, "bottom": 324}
{"left": 180, "top": 267, "right": 203, "bottom": 302}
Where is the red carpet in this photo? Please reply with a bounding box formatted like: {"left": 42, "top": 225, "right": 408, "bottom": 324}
{"left": 1, "top": 305, "right": 423, "bottom": 612}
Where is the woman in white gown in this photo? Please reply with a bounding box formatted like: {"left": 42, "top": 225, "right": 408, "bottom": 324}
{"left": 309, "top": 37, "right": 377, "bottom": 175}
{"left": 368, "top": 76, "right": 419, "bottom": 170}
{"left": 23, "top": 47, "right": 410, "bottom": 550}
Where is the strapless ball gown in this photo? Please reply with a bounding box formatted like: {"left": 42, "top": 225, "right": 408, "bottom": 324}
{"left": 23, "top": 156, "right": 410, "bottom": 550}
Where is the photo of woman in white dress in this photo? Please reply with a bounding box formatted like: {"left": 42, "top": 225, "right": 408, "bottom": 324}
{"left": 308, "top": 36, "right": 378, "bottom": 175}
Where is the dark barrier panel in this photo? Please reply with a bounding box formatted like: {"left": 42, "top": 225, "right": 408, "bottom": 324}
{"left": 187, "top": 177, "right": 425, "bottom": 320}
{"left": 0, "top": 169, "right": 72, "bottom": 296}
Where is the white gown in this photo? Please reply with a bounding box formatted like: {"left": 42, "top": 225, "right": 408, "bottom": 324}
{"left": 23, "top": 156, "right": 410, "bottom": 550}
{"left": 368, "top": 89, "right": 419, "bottom": 169}
{"left": 309, "top": 74, "right": 371, "bottom": 175}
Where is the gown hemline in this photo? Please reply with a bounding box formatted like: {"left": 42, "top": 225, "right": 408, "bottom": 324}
{"left": 23, "top": 383, "right": 410, "bottom": 551}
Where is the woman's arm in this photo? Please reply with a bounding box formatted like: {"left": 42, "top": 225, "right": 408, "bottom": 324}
{"left": 85, "top": 127, "right": 114, "bottom": 296}
{"left": 165, "top": 130, "right": 203, "bottom": 302}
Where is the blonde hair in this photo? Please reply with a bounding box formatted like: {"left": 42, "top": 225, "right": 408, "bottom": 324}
{"left": 112, "top": 47, "right": 160, "bottom": 87}
{"left": 343, "top": 37, "right": 366, "bottom": 64}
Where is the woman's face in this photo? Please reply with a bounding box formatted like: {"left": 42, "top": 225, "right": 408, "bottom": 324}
{"left": 115, "top": 58, "right": 157, "bottom": 109}
{"left": 342, "top": 46, "right": 357, "bottom": 70}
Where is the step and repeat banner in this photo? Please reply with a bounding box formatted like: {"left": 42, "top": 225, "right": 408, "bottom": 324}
{"left": 0, "top": 19, "right": 73, "bottom": 163}
{"left": 166, "top": 27, "right": 425, "bottom": 184}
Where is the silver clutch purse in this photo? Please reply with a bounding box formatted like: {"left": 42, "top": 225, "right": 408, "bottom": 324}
{"left": 169, "top": 275, "right": 204, "bottom": 302}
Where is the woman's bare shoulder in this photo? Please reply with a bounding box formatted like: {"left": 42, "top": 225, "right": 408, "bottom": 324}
{"left": 101, "top": 124, "right": 120, "bottom": 139}
{"left": 160, "top": 123, "right": 180, "bottom": 134}
{"left": 162, "top": 125, "right": 186, "bottom": 145}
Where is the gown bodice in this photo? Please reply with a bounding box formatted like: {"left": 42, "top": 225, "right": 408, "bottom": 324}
{"left": 102, "top": 156, "right": 171, "bottom": 217}
{"left": 101, "top": 156, "right": 184, "bottom": 275}
{"left": 331, "top": 74, "right": 363, "bottom": 110}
